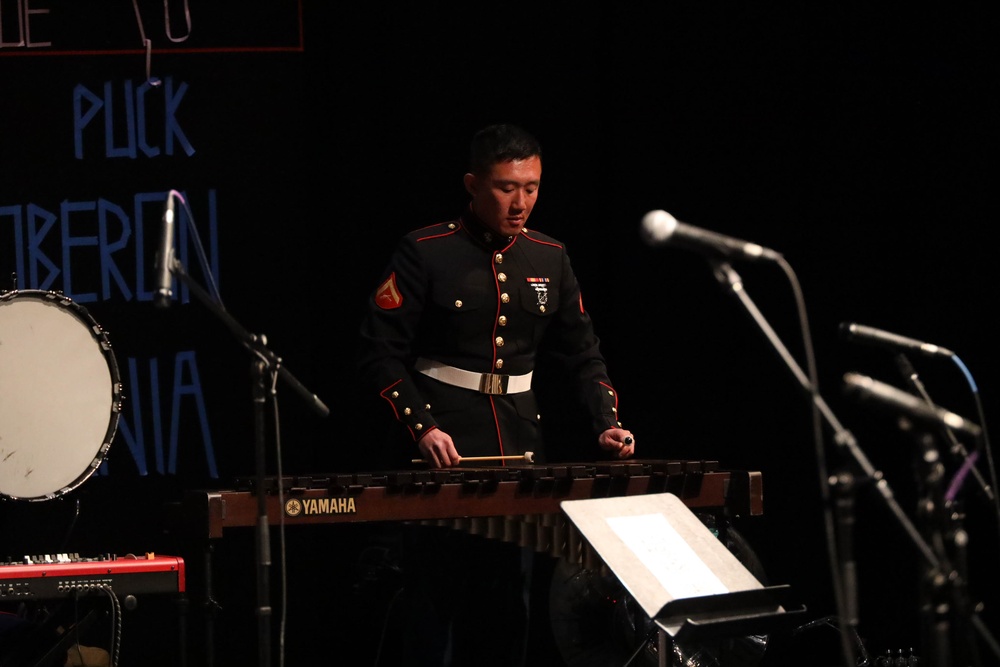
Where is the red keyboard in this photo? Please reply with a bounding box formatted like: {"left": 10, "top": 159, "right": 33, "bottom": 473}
{"left": 0, "top": 553, "right": 185, "bottom": 600}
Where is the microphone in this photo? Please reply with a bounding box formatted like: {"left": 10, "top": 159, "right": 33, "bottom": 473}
{"left": 842, "top": 372, "right": 981, "bottom": 438}
{"left": 639, "top": 209, "right": 782, "bottom": 261}
{"left": 154, "top": 191, "right": 176, "bottom": 309}
{"left": 839, "top": 322, "right": 954, "bottom": 358}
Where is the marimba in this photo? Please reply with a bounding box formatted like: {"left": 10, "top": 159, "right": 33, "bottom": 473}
{"left": 175, "top": 460, "right": 763, "bottom": 667}
{"left": 180, "top": 459, "right": 762, "bottom": 566}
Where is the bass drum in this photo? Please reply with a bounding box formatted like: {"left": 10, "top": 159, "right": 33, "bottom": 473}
{"left": 0, "top": 290, "right": 122, "bottom": 501}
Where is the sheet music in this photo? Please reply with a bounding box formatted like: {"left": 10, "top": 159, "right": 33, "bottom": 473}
{"left": 561, "top": 492, "right": 763, "bottom": 619}
{"left": 607, "top": 513, "right": 728, "bottom": 599}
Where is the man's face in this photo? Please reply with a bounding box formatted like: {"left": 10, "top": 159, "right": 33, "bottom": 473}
{"left": 464, "top": 156, "right": 542, "bottom": 237}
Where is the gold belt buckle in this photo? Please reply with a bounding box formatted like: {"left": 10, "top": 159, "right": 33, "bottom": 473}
{"left": 479, "top": 373, "right": 509, "bottom": 395}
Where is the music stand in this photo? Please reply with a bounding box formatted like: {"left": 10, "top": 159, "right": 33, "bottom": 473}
{"left": 560, "top": 493, "right": 804, "bottom": 666}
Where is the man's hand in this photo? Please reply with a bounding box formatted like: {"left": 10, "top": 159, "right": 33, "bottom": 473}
{"left": 598, "top": 428, "right": 635, "bottom": 459}
{"left": 417, "top": 428, "right": 461, "bottom": 467}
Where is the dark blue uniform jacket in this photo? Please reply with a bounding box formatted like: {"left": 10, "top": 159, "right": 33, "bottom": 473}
{"left": 358, "top": 208, "right": 623, "bottom": 460}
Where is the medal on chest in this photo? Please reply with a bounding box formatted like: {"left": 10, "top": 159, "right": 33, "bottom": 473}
{"left": 526, "top": 277, "right": 550, "bottom": 312}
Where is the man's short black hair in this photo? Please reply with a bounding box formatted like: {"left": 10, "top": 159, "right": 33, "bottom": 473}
{"left": 469, "top": 123, "right": 542, "bottom": 175}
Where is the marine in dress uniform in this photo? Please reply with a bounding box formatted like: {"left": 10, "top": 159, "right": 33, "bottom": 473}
{"left": 358, "top": 206, "right": 625, "bottom": 463}
{"left": 355, "top": 123, "right": 633, "bottom": 667}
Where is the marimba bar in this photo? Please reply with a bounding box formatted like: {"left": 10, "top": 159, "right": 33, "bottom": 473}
{"left": 181, "top": 459, "right": 763, "bottom": 541}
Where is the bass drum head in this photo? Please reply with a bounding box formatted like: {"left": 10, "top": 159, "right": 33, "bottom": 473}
{"left": 0, "top": 290, "right": 122, "bottom": 501}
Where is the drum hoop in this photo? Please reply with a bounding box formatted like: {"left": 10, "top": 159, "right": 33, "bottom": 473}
{"left": 0, "top": 289, "right": 123, "bottom": 501}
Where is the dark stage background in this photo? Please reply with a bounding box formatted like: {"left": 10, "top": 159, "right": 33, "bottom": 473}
{"left": 2, "top": 3, "right": 998, "bottom": 666}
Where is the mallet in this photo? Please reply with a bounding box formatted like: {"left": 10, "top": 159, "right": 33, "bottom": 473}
{"left": 412, "top": 451, "right": 535, "bottom": 465}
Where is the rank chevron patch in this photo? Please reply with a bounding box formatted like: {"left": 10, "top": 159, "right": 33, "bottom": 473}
{"left": 375, "top": 272, "right": 403, "bottom": 309}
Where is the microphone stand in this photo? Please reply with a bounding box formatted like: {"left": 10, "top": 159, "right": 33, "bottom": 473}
{"left": 707, "top": 259, "right": 943, "bottom": 667}
{"left": 908, "top": 416, "right": 1000, "bottom": 667}
{"left": 167, "top": 255, "right": 329, "bottom": 667}
{"left": 909, "top": 426, "right": 955, "bottom": 667}
{"left": 894, "top": 353, "right": 994, "bottom": 503}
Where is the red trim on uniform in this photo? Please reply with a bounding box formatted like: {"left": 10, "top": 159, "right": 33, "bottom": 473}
{"left": 489, "top": 395, "right": 506, "bottom": 462}
{"left": 375, "top": 272, "right": 403, "bottom": 310}
{"left": 491, "top": 262, "right": 502, "bottom": 371}
{"left": 416, "top": 425, "right": 438, "bottom": 442}
{"left": 520, "top": 230, "right": 564, "bottom": 250}
{"left": 415, "top": 225, "right": 461, "bottom": 242}
{"left": 378, "top": 379, "right": 405, "bottom": 419}
{"left": 490, "top": 246, "right": 506, "bottom": 462}
{"left": 379, "top": 380, "right": 435, "bottom": 443}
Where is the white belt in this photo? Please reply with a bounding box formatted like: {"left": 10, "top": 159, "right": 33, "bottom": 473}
{"left": 415, "top": 358, "right": 532, "bottom": 395}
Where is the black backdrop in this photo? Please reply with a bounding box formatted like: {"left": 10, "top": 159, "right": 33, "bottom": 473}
{"left": 2, "top": 3, "right": 998, "bottom": 666}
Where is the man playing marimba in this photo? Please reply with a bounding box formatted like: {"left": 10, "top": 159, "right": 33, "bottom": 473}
{"left": 357, "top": 123, "right": 636, "bottom": 666}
